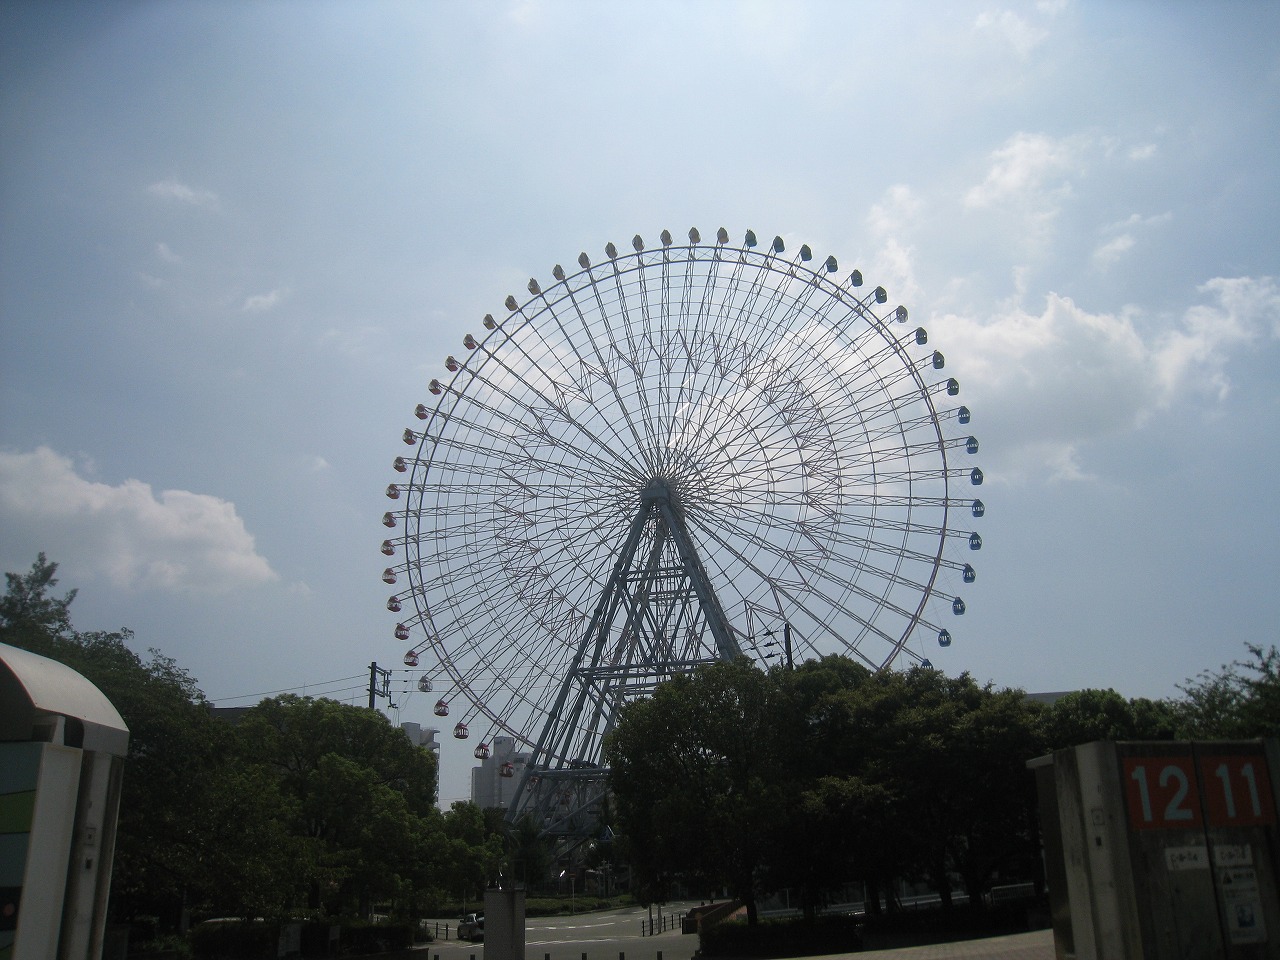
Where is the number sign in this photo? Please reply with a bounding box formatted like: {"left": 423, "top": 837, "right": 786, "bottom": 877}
{"left": 1200, "top": 754, "right": 1276, "bottom": 828}
{"left": 1124, "top": 756, "right": 1203, "bottom": 830}
{"left": 1122, "top": 750, "right": 1277, "bottom": 830}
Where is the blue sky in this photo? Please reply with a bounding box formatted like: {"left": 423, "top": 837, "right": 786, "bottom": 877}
{"left": 2, "top": 0, "right": 1277, "bottom": 805}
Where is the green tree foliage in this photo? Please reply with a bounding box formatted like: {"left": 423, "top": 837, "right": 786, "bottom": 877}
{"left": 605, "top": 656, "right": 1047, "bottom": 919}
{"left": 0, "top": 557, "right": 304, "bottom": 926}
{"left": 439, "top": 801, "right": 505, "bottom": 908}
{"left": 1177, "top": 644, "right": 1280, "bottom": 739}
{"left": 0, "top": 556, "right": 460, "bottom": 931}
{"left": 0, "top": 552, "right": 75, "bottom": 640}
{"left": 501, "top": 813, "right": 555, "bottom": 892}
{"left": 1037, "top": 688, "right": 1179, "bottom": 749}
{"left": 236, "top": 694, "right": 443, "bottom": 916}
{"left": 604, "top": 657, "right": 782, "bottom": 923}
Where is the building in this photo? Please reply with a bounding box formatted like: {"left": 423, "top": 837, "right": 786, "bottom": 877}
{"left": 401, "top": 721, "right": 440, "bottom": 755}
{"left": 471, "top": 736, "right": 530, "bottom": 811}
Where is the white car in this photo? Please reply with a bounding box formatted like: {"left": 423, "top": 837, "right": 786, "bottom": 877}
{"left": 458, "top": 913, "right": 484, "bottom": 941}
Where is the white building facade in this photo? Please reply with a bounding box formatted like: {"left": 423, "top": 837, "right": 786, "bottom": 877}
{"left": 471, "top": 736, "right": 530, "bottom": 811}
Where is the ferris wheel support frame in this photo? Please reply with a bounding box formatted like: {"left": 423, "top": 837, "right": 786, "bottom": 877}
{"left": 509, "top": 478, "right": 742, "bottom": 835}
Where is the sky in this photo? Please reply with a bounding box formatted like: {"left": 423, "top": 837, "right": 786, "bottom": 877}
{"left": 2, "top": 0, "right": 1278, "bottom": 806}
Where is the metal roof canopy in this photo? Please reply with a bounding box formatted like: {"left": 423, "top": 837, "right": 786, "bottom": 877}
{"left": 0, "top": 642, "right": 129, "bottom": 756}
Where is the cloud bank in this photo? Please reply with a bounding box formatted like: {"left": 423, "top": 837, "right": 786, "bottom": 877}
{"left": 0, "top": 447, "right": 278, "bottom": 593}
{"left": 936, "top": 276, "right": 1279, "bottom": 481}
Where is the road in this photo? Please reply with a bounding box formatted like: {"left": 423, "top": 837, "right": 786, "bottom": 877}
{"left": 413, "top": 904, "right": 1056, "bottom": 960}
{"left": 419, "top": 902, "right": 699, "bottom": 960}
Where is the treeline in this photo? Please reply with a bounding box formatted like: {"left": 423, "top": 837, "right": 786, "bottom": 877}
{"left": 0, "top": 556, "right": 507, "bottom": 936}
{"left": 4, "top": 554, "right": 1277, "bottom": 940}
{"left": 603, "top": 647, "right": 1279, "bottom": 924}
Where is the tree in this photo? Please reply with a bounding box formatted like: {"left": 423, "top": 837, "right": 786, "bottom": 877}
{"left": 236, "top": 695, "right": 442, "bottom": 916}
{"left": 439, "top": 801, "right": 504, "bottom": 911}
{"left": 0, "top": 556, "right": 457, "bottom": 928}
{"left": 0, "top": 557, "right": 252, "bottom": 927}
{"left": 605, "top": 657, "right": 782, "bottom": 923}
{"left": 0, "top": 552, "right": 75, "bottom": 642}
{"left": 1038, "top": 688, "right": 1179, "bottom": 750}
{"left": 1177, "top": 644, "right": 1280, "bottom": 739}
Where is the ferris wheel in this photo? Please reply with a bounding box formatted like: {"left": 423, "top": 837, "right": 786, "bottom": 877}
{"left": 382, "top": 227, "right": 982, "bottom": 812}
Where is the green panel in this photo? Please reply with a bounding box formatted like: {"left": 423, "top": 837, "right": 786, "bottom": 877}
{"left": 0, "top": 792, "right": 33, "bottom": 835}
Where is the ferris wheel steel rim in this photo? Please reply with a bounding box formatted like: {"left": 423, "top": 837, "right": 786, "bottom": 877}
{"left": 382, "top": 230, "right": 982, "bottom": 752}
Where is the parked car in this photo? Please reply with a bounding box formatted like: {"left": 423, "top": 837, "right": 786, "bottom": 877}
{"left": 458, "top": 913, "right": 484, "bottom": 942}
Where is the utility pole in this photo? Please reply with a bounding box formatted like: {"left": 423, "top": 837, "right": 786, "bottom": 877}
{"left": 784, "top": 622, "right": 793, "bottom": 671}
{"left": 368, "top": 661, "right": 392, "bottom": 709}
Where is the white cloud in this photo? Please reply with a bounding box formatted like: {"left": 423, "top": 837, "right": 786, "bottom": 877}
{"left": 973, "top": 9, "right": 1049, "bottom": 59}
{"left": 963, "top": 132, "right": 1088, "bottom": 211}
{"left": 934, "top": 276, "right": 1277, "bottom": 481}
{"left": 865, "top": 186, "right": 925, "bottom": 306}
{"left": 146, "top": 178, "right": 219, "bottom": 209}
{"left": 870, "top": 238, "right": 921, "bottom": 308}
{"left": 1128, "top": 143, "right": 1158, "bottom": 161}
{"left": 156, "top": 242, "right": 182, "bottom": 263}
{"left": 867, "top": 184, "right": 923, "bottom": 238}
{"left": 1153, "top": 276, "right": 1280, "bottom": 399}
{"left": 1092, "top": 233, "right": 1135, "bottom": 267}
{"left": 243, "top": 287, "right": 290, "bottom": 312}
{"left": 1092, "top": 212, "right": 1171, "bottom": 267}
{"left": 0, "top": 447, "right": 278, "bottom": 593}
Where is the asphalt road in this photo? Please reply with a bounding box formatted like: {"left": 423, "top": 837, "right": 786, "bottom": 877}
{"left": 418, "top": 902, "right": 699, "bottom": 960}
{"left": 412, "top": 904, "right": 1056, "bottom": 960}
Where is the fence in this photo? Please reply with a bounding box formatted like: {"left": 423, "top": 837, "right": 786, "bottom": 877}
{"left": 640, "top": 911, "right": 683, "bottom": 937}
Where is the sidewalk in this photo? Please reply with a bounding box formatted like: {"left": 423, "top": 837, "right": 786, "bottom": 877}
{"left": 802, "top": 929, "right": 1054, "bottom": 959}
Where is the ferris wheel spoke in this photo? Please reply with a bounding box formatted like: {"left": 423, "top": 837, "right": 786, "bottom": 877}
{"left": 443, "top": 358, "right": 649, "bottom": 486}
{"left": 686, "top": 504, "right": 916, "bottom": 640}
{"left": 519, "top": 286, "right": 667, "bottom": 474}
{"left": 687, "top": 499, "right": 941, "bottom": 604}
{"left": 552, "top": 270, "right": 657, "bottom": 470}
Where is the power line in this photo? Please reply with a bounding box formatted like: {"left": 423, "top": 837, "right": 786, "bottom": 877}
{"left": 208, "top": 675, "right": 366, "bottom": 705}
